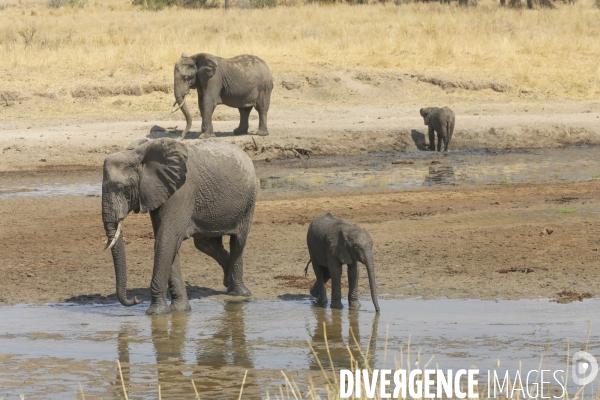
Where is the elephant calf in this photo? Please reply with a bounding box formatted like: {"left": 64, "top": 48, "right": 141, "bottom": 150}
{"left": 173, "top": 53, "right": 273, "bottom": 139}
{"left": 305, "top": 213, "right": 380, "bottom": 312}
{"left": 420, "top": 106, "right": 455, "bottom": 152}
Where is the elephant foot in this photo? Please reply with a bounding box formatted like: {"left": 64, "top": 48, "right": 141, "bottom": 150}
{"left": 145, "top": 301, "right": 172, "bottom": 315}
{"left": 309, "top": 283, "right": 319, "bottom": 298}
{"left": 314, "top": 298, "right": 328, "bottom": 308}
{"left": 223, "top": 275, "right": 229, "bottom": 288}
{"left": 170, "top": 300, "right": 191, "bottom": 312}
{"left": 227, "top": 282, "right": 252, "bottom": 297}
{"left": 233, "top": 127, "right": 248, "bottom": 136}
{"left": 348, "top": 299, "right": 362, "bottom": 310}
{"left": 256, "top": 128, "right": 269, "bottom": 136}
{"left": 330, "top": 299, "right": 344, "bottom": 310}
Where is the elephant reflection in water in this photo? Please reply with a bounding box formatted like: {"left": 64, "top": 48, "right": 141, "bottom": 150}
{"left": 195, "top": 301, "right": 253, "bottom": 370}
{"left": 423, "top": 165, "right": 455, "bottom": 186}
{"left": 115, "top": 301, "right": 253, "bottom": 399}
{"left": 309, "top": 308, "right": 380, "bottom": 373}
{"left": 115, "top": 314, "right": 196, "bottom": 399}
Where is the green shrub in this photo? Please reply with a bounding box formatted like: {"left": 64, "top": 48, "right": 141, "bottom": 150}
{"left": 47, "top": 0, "right": 87, "bottom": 8}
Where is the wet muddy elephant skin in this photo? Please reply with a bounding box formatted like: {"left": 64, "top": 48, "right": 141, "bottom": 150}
{"left": 102, "top": 138, "right": 258, "bottom": 315}
{"left": 305, "top": 212, "right": 380, "bottom": 312}
{"left": 174, "top": 53, "right": 273, "bottom": 139}
{"left": 420, "top": 106, "right": 456, "bottom": 152}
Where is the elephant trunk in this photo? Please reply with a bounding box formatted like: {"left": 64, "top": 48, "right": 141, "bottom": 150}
{"left": 175, "top": 92, "right": 192, "bottom": 137}
{"left": 105, "top": 222, "right": 141, "bottom": 307}
{"left": 365, "top": 254, "right": 380, "bottom": 313}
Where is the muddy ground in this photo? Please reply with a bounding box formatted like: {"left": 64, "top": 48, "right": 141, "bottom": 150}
{"left": 1, "top": 71, "right": 599, "bottom": 308}
{"left": 1, "top": 167, "right": 599, "bottom": 307}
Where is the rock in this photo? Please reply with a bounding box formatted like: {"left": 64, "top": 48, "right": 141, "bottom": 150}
{"left": 545, "top": 227, "right": 554, "bottom": 235}
{"left": 265, "top": 157, "right": 271, "bottom": 162}
{"left": 431, "top": 160, "right": 441, "bottom": 164}
{"left": 26, "top": 273, "right": 35, "bottom": 277}
{"left": 281, "top": 80, "right": 301, "bottom": 90}
{"left": 392, "top": 160, "right": 414, "bottom": 165}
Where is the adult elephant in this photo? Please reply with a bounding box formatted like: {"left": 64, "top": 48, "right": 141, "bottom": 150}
{"left": 173, "top": 53, "right": 273, "bottom": 139}
{"left": 102, "top": 137, "right": 257, "bottom": 315}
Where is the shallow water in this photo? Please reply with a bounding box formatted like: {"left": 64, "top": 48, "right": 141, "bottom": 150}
{"left": 1, "top": 147, "right": 599, "bottom": 199}
{"left": 0, "top": 298, "right": 598, "bottom": 399}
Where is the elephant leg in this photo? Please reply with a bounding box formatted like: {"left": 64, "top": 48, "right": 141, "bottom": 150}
{"left": 313, "top": 264, "right": 328, "bottom": 307}
{"left": 428, "top": 126, "right": 436, "bottom": 151}
{"left": 327, "top": 256, "right": 344, "bottom": 310}
{"left": 447, "top": 121, "right": 455, "bottom": 151}
{"left": 255, "top": 87, "right": 271, "bottom": 136}
{"left": 442, "top": 134, "right": 449, "bottom": 152}
{"left": 234, "top": 107, "right": 252, "bottom": 136}
{"left": 194, "top": 236, "right": 230, "bottom": 288}
{"left": 347, "top": 261, "right": 361, "bottom": 310}
{"left": 226, "top": 233, "right": 251, "bottom": 296}
{"left": 310, "top": 266, "right": 330, "bottom": 298}
{"left": 200, "top": 95, "right": 216, "bottom": 138}
{"left": 169, "top": 252, "right": 191, "bottom": 312}
{"left": 147, "top": 236, "right": 181, "bottom": 315}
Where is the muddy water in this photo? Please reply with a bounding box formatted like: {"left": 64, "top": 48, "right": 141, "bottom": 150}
{"left": 0, "top": 298, "right": 598, "bottom": 399}
{"left": 1, "top": 147, "right": 599, "bottom": 199}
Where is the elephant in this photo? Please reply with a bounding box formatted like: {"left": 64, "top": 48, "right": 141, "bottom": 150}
{"left": 419, "top": 106, "right": 456, "bottom": 152}
{"left": 102, "top": 137, "right": 258, "bottom": 315}
{"left": 305, "top": 212, "right": 380, "bottom": 312}
{"left": 173, "top": 53, "right": 273, "bottom": 139}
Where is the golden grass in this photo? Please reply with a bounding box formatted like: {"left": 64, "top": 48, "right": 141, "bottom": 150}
{"left": 0, "top": 0, "right": 599, "bottom": 102}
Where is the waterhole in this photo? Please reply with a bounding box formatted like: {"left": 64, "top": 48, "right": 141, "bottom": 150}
{"left": 0, "top": 298, "right": 598, "bottom": 399}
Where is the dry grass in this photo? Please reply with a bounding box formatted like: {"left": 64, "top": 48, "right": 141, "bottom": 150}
{"left": 0, "top": 0, "right": 599, "bottom": 112}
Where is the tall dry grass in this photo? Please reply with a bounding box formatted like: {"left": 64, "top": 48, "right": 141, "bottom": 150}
{"left": 0, "top": 0, "right": 599, "bottom": 100}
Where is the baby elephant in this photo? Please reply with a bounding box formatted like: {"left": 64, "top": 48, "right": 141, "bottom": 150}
{"left": 420, "top": 106, "right": 455, "bottom": 152}
{"left": 305, "top": 213, "right": 380, "bottom": 312}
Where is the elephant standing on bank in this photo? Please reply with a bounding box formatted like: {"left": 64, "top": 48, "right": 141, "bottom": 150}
{"left": 420, "top": 106, "right": 456, "bottom": 152}
{"left": 305, "top": 213, "right": 380, "bottom": 312}
{"left": 102, "top": 138, "right": 257, "bottom": 315}
{"left": 173, "top": 53, "right": 273, "bottom": 139}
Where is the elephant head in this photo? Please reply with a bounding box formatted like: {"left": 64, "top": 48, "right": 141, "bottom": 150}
{"left": 420, "top": 107, "right": 433, "bottom": 125}
{"left": 173, "top": 53, "right": 218, "bottom": 137}
{"left": 332, "top": 225, "right": 380, "bottom": 312}
{"left": 102, "top": 138, "right": 188, "bottom": 306}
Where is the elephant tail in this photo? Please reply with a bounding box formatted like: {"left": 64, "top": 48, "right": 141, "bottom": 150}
{"left": 304, "top": 259, "right": 312, "bottom": 277}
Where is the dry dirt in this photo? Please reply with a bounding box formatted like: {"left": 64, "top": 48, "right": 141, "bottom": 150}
{"left": 2, "top": 70, "right": 600, "bottom": 172}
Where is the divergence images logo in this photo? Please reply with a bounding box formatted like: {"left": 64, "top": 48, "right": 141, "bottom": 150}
{"left": 572, "top": 351, "right": 599, "bottom": 386}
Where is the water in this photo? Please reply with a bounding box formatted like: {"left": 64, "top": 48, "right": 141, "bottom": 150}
{"left": 0, "top": 298, "right": 598, "bottom": 399}
{"left": 1, "top": 147, "right": 599, "bottom": 200}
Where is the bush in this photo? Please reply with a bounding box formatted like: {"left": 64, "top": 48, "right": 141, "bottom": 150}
{"left": 132, "top": 0, "right": 220, "bottom": 9}
{"left": 47, "top": 0, "right": 87, "bottom": 8}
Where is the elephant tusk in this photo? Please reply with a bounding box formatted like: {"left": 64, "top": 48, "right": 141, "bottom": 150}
{"left": 170, "top": 95, "right": 187, "bottom": 114}
{"left": 104, "top": 220, "right": 123, "bottom": 251}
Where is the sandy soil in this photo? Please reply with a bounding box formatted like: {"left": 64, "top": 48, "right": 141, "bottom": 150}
{"left": 2, "top": 70, "right": 600, "bottom": 172}
{"left": 1, "top": 173, "right": 598, "bottom": 307}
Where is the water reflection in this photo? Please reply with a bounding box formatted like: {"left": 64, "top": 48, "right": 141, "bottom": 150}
{"left": 1, "top": 299, "right": 599, "bottom": 399}
{"left": 309, "top": 307, "right": 380, "bottom": 372}
{"left": 423, "top": 165, "right": 455, "bottom": 186}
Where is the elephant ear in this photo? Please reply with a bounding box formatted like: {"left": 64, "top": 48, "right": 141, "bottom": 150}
{"left": 332, "top": 230, "right": 354, "bottom": 265}
{"left": 420, "top": 108, "right": 431, "bottom": 125}
{"left": 135, "top": 138, "right": 188, "bottom": 213}
{"left": 198, "top": 55, "right": 218, "bottom": 81}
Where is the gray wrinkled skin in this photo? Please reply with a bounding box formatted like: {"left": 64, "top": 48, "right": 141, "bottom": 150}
{"left": 102, "top": 138, "right": 258, "bottom": 315}
{"left": 420, "top": 106, "right": 456, "bottom": 152}
{"left": 174, "top": 53, "right": 273, "bottom": 139}
{"left": 306, "top": 212, "right": 380, "bottom": 312}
